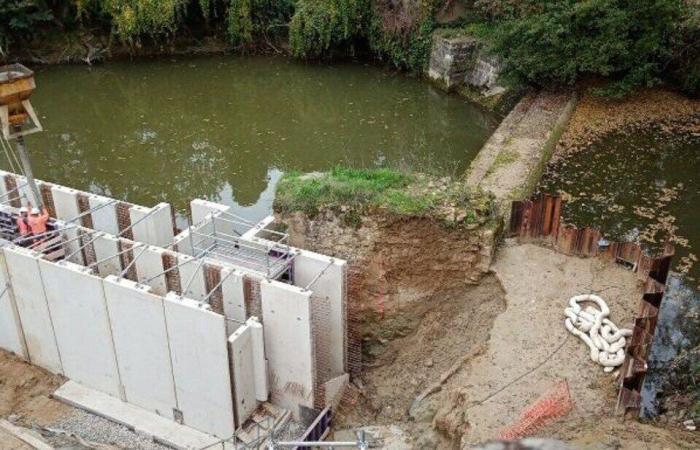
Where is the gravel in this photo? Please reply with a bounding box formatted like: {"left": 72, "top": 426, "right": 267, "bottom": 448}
{"left": 49, "top": 410, "right": 171, "bottom": 450}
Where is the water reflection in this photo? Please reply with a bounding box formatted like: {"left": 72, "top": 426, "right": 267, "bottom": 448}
{"left": 13, "top": 56, "right": 498, "bottom": 224}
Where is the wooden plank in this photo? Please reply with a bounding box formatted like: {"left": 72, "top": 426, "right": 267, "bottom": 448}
{"left": 0, "top": 420, "right": 54, "bottom": 450}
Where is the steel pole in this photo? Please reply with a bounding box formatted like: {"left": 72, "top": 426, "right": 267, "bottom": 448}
{"left": 12, "top": 129, "right": 42, "bottom": 209}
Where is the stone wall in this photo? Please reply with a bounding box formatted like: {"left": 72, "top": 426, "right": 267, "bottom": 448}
{"left": 427, "top": 33, "right": 504, "bottom": 95}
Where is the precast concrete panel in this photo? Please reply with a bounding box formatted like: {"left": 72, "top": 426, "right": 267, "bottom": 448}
{"left": 164, "top": 293, "right": 235, "bottom": 439}
{"left": 50, "top": 185, "right": 81, "bottom": 221}
{"left": 177, "top": 255, "right": 207, "bottom": 302}
{"left": 228, "top": 324, "right": 257, "bottom": 426}
{"left": 88, "top": 194, "right": 120, "bottom": 235}
{"left": 294, "top": 251, "right": 347, "bottom": 376}
{"left": 249, "top": 318, "right": 268, "bottom": 402}
{"left": 61, "top": 227, "right": 85, "bottom": 265}
{"left": 102, "top": 276, "right": 177, "bottom": 417}
{"left": 3, "top": 246, "right": 62, "bottom": 373}
{"left": 0, "top": 245, "right": 27, "bottom": 358}
{"left": 129, "top": 204, "right": 174, "bottom": 248}
{"left": 260, "top": 280, "right": 314, "bottom": 414}
{"left": 92, "top": 234, "right": 122, "bottom": 277}
{"left": 220, "top": 267, "right": 246, "bottom": 335}
{"left": 134, "top": 246, "right": 167, "bottom": 295}
{"left": 190, "top": 199, "right": 230, "bottom": 228}
{"left": 39, "top": 260, "right": 121, "bottom": 397}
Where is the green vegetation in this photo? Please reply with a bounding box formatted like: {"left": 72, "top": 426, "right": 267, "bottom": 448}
{"left": 274, "top": 167, "right": 495, "bottom": 228}
{"left": 289, "top": 0, "right": 369, "bottom": 58}
{"left": 2, "top": 1, "right": 698, "bottom": 96}
{"left": 484, "top": 0, "right": 688, "bottom": 96}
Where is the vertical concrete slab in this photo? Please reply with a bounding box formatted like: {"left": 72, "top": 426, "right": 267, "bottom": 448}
{"left": 164, "top": 293, "right": 235, "bottom": 439}
{"left": 172, "top": 229, "right": 194, "bottom": 256}
{"left": 177, "top": 254, "right": 207, "bottom": 302}
{"left": 220, "top": 267, "right": 246, "bottom": 335}
{"left": 249, "top": 318, "right": 268, "bottom": 402}
{"left": 88, "top": 194, "right": 120, "bottom": 235}
{"left": 0, "top": 244, "right": 27, "bottom": 359}
{"left": 294, "top": 251, "right": 347, "bottom": 376}
{"left": 260, "top": 280, "right": 314, "bottom": 414}
{"left": 129, "top": 203, "right": 174, "bottom": 248}
{"left": 51, "top": 185, "right": 81, "bottom": 221}
{"left": 190, "top": 199, "right": 230, "bottom": 227}
{"left": 92, "top": 233, "right": 122, "bottom": 277}
{"left": 61, "top": 227, "right": 85, "bottom": 266}
{"left": 228, "top": 323, "right": 257, "bottom": 426}
{"left": 102, "top": 276, "right": 177, "bottom": 417}
{"left": 134, "top": 246, "right": 167, "bottom": 296}
{"left": 3, "top": 246, "right": 62, "bottom": 373}
{"left": 39, "top": 260, "right": 121, "bottom": 397}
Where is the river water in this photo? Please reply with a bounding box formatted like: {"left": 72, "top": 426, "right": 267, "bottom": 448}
{"left": 539, "top": 130, "right": 700, "bottom": 416}
{"left": 12, "top": 56, "right": 498, "bottom": 226}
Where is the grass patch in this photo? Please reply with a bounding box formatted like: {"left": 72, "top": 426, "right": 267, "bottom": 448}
{"left": 274, "top": 166, "right": 497, "bottom": 228}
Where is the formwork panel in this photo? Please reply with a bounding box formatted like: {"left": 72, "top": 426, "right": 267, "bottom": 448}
{"left": 3, "top": 246, "right": 62, "bottom": 373}
{"left": 88, "top": 194, "right": 120, "bottom": 235}
{"left": 92, "top": 234, "right": 122, "bottom": 277}
{"left": 102, "top": 276, "right": 177, "bottom": 417}
{"left": 134, "top": 246, "right": 168, "bottom": 295}
{"left": 0, "top": 245, "right": 27, "bottom": 358}
{"left": 39, "top": 260, "right": 120, "bottom": 397}
{"left": 164, "top": 293, "right": 235, "bottom": 439}
{"left": 260, "top": 280, "right": 314, "bottom": 415}
{"left": 50, "top": 185, "right": 81, "bottom": 221}
{"left": 129, "top": 203, "right": 174, "bottom": 248}
{"left": 228, "top": 323, "right": 257, "bottom": 426}
{"left": 294, "top": 251, "right": 347, "bottom": 377}
{"left": 221, "top": 267, "right": 246, "bottom": 335}
{"left": 177, "top": 254, "right": 207, "bottom": 302}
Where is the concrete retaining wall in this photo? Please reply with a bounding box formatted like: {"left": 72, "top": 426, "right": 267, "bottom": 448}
{"left": 164, "top": 293, "right": 235, "bottom": 439}
{"left": 228, "top": 322, "right": 257, "bottom": 425}
{"left": 4, "top": 246, "right": 62, "bottom": 373}
{"left": 103, "top": 276, "right": 177, "bottom": 417}
{"left": 40, "top": 260, "right": 121, "bottom": 397}
{"left": 0, "top": 244, "right": 27, "bottom": 359}
{"left": 260, "top": 280, "right": 314, "bottom": 416}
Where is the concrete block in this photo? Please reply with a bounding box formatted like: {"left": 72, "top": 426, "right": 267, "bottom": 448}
{"left": 220, "top": 267, "right": 246, "bottom": 335}
{"left": 249, "top": 318, "right": 268, "bottom": 402}
{"left": 0, "top": 244, "right": 27, "bottom": 359}
{"left": 294, "top": 251, "right": 347, "bottom": 376}
{"left": 164, "top": 293, "right": 234, "bottom": 439}
{"left": 3, "top": 246, "right": 62, "bottom": 373}
{"left": 92, "top": 233, "right": 122, "bottom": 277}
{"left": 171, "top": 229, "right": 193, "bottom": 256}
{"left": 260, "top": 280, "right": 314, "bottom": 414}
{"left": 88, "top": 194, "right": 120, "bottom": 235}
{"left": 228, "top": 323, "right": 257, "bottom": 426}
{"left": 51, "top": 185, "right": 81, "bottom": 222}
{"left": 39, "top": 260, "right": 120, "bottom": 397}
{"left": 129, "top": 203, "right": 174, "bottom": 248}
{"left": 134, "top": 246, "right": 167, "bottom": 296}
{"left": 177, "top": 254, "right": 207, "bottom": 302}
{"left": 102, "top": 276, "right": 177, "bottom": 416}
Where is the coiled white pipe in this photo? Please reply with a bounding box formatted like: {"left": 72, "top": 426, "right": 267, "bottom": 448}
{"left": 564, "top": 294, "right": 633, "bottom": 372}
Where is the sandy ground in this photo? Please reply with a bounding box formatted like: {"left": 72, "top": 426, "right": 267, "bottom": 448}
{"left": 339, "top": 241, "right": 700, "bottom": 448}
{"left": 436, "top": 241, "right": 642, "bottom": 446}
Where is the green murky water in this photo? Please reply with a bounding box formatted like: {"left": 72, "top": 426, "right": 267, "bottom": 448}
{"left": 11, "top": 56, "right": 498, "bottom": 225}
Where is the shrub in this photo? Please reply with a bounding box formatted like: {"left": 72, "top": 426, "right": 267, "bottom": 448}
{"left": 0, "top": 0, "right": 54, "bottom": 55}
{"left": 227, "top": 0, "right": 295, "bottom": 46}
{"left": 487, "top": 0, "right": 686, "bottom": 95}
{"left": 289, "top": 0, "right": 369, "bottom": 58}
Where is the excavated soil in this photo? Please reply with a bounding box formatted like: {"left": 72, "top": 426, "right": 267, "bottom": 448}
{"left": 0, "top": 350, "right": 69, "bottom": 426}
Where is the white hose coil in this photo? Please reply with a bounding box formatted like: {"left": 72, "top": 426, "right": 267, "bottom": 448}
{"left": 564, "top": 294, "right": 633, "bottom": 372}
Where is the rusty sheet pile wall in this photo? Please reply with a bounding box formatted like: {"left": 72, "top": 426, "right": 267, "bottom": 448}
{"left": 509, "top": 193, "right": 674, "bottom": 416}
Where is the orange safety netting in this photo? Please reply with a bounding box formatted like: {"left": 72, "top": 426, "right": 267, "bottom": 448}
{"left": 496, "top": 379, "right": 573, "bottom": 440}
